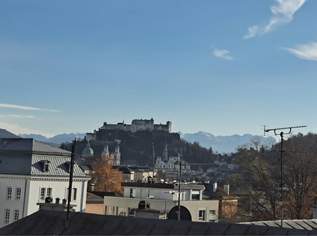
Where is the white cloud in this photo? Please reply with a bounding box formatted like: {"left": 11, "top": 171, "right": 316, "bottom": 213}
{"left": 285, "top": 42, "right": 317, "bottom": 61}
{"left": 244, "top": 0, "right": 306, "bottom": 39}
{"left": 212, "top": 48, "right": 234, "bottom": 60}
{"left": 0, "top": 103, "right": 60, "bottom": 112}
{"left": 0, "top": 114, "right": 36, "bottom": 119}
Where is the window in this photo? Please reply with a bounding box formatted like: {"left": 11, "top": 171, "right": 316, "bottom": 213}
{"left": 198, "top": 210, "right": 206, "bottom": 221}
{"left": 7, "top": 187, "right": 12, "bottom": 200}
{"left": 129, "top": 188, "right": 135, "bottom": 198}
{"left": 14, "top": 210, "right": 19, "bottom": 221}
{"left": 47, "top": 188, "right": 52, "bottom": 198}
{"left": 209, "top": 210, "right": 216, "bottom": 215}
{"left": 16, "top": 188, "right": 21, "bottom": 200}
{"left": 115, "top": 206, "right": 119, "bottom": 216}
{"left": 4, "top": 209, "right": 10, "bottom": 224}
{"left": 40, "top": 188, "right": 46, "bottom": 200}
{"left": 72, "top": 188, "right": 77, "bottom": 201}
{"left": 66, "top": 188, "right": 77, "bottom": 201}
{"left": 64, "top": 162, "right": 71, "bottom": 172}
{"left": 42, "top": 160, "right": 50, "bottom": 172}
{"left": 191, "top": 190, "right": 200, "bottom": 200}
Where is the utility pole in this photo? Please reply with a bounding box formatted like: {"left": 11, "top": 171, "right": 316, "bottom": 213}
{"left": 66, "top": 139, "right": 76, "bottom": 221}
{"left": 177, "top": 153, "right": 182, "bottom": 221}
{"left": 264, "top": 125, "right": 306, "bottom": 228}
{"left": 152, "top": 142, "right": 155, "bottom": 180}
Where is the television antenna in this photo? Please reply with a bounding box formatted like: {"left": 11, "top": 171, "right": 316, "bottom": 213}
{"left": 264, "top": 125, "right": 306, "bottom": 228}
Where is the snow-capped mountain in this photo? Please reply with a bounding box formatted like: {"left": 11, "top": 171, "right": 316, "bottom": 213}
{"left": 181, "top": 132, "right": 276, "bottom": 153}
{"left": 20, "top": 133, "right": 85, "bottom": 144}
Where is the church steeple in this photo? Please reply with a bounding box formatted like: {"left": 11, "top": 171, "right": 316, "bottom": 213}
{"left": 114, "top": 140, "right": 121, "bottom": 166}
{"left": 101, "top": 144, "right": 109, "bottom": 160}
{"left": 81, "top": 138, "right": 94, "bottom": 158}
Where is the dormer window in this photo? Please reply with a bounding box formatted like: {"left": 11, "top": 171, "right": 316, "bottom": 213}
{"left": 64, "top": 161, "right": 71, "bottom": 173}
{"left": 42, "top": 160, "right": 50, "bottom": 172}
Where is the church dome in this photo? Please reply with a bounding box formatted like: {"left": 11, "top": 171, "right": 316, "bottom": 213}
{"left": 81, "top": 141, "right": 94, "bottom": 158}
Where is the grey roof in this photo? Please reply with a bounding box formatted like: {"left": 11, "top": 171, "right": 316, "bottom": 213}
{"left": 123, "top": 182, "right": 205, "bottom": 191}
{"left": 240, "top": 219, "right": 317, "bottom": 231}
{"left": 175, "top": 183, "right": 205, "bottom": 191}
{"left": 0, "top": 129, "right": 20, "bottom": 139}
{"left": 32, "top": 140, "right": 71, "bottom": 155}
{"left": 0, "top": 138, "right": 86, "bottom": 177}
{"left": 86, "top": 192, "right": 105, "bottom": 203}
{"left": 0, "top": 138, "right": 70, "bottom": 155}
{"left": 123, "top": 182, "right": 175, "bottom": 189}
{"left": 0, "top": 210, "right": 313, "bottom": 235}
{"left": 31, "top": 154, "right": 87, "bottom": 177}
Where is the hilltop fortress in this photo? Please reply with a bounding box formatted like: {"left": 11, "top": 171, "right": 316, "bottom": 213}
{"left": 86, "top": 119, "right": 172, "bottom": 140}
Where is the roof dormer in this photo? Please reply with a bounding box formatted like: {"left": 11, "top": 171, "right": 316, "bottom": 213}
{"left": 42, "top": 160, "right": 50, "bottom": 172}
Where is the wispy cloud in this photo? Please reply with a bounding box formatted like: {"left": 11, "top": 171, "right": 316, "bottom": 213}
{"left": 285, "top": 42, "right": 317, "bottom": 61}
{"left": 244, "top": 0, "right": 306, "bottom": 39}
{"left": 0, "top": 121, "right": 52, "bottom": 137}
{"left": 0, "top": 103, "right": 60, "bottom": 112}
{"left": 212, "top": 48, "right": 234, "bottom": 61}
{"left": 0, "top": 114, "right": 36, "bottom": 119}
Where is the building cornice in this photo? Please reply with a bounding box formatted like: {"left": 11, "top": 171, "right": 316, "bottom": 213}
{"left": 0, "top": 174, "right": 90, "bottom": 181}
{"left": 0, "top": 150, "right": 71, "bottom": 157}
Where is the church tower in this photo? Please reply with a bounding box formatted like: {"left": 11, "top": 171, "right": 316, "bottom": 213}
{"left": 81, "top": 139, "right": 94, "bottom": 159}
{"left": 114, "top": 140, "right": 121, "bottom": 166}
{"left": 101, "top": 144, "right": 110, "bottom": 160}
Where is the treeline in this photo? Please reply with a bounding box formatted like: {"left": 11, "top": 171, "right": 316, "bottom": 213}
{"left": 226, "top": 133, "right": 317, "bottom": 221}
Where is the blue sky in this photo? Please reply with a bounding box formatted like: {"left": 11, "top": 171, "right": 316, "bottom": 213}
{"left": 0, "top": 0, "right": 316, "bottom": 136}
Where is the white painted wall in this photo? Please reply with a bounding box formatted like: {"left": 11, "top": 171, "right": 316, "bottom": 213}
{"left": 0, "top": 175, "right": 88, "bottom": 228}
{"left": 123, "top": 186, "right": 199, "bottom": 201}
{"left": 123, "top": 186, "right": 182, "bottom": 200}
{"left": 26, "top": 177, "right": 87, "bottom": 215}
{"left": 0, "top": 175, "right": 27, "bottom": 227}
{"left": 104, "top": 196, "right": 219, "bottom": 222}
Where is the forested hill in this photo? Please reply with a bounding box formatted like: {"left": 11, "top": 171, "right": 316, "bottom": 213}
{"left": 61, "top": 130, "right": 219, "bottom": 166}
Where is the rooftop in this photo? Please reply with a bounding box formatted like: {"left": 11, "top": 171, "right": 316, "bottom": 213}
{"left": 0, "top": 210, "right": 312, "bottom": 235}
{"left": 240, "top": 219, "right": 317, "bottom": 231}
{"left": 0, "top": 138, "right": 70, "bottom": 156}
{"left": 123, "top": 182, "right": 206, "bottom": 190}
{"left": 0, "top": 137, "right": 86, "bottom": 177}
{"left": 0, "top": 129, "right": 20, "bottom": 139}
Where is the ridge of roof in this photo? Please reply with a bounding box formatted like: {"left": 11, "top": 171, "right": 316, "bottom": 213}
{"left": 32, "top": 140, "right": 71, "bottom": 155}
{"left": 0, "top": 210, "right": 313, "bottom": 235}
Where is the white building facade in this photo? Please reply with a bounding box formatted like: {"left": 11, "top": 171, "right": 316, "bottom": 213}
{"left": 104, "top": 183, "right": 219, "bottom": 222}
{"left": 0, "top": 137, "right": 90, "bottom": 227}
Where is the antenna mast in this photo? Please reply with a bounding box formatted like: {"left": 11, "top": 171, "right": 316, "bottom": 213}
{"left": 264, "top": 125, "right": 306, "bottom": 228}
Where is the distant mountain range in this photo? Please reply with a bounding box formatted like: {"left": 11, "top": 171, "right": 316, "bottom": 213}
{"left": 20, "top": 131, "right": 276, "bottom": 154}
{"left": 181, "top": 132, "right": 276, "bottom": 153}
{"left": 20, "top": 133, "right": 85, "bottom": 144}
